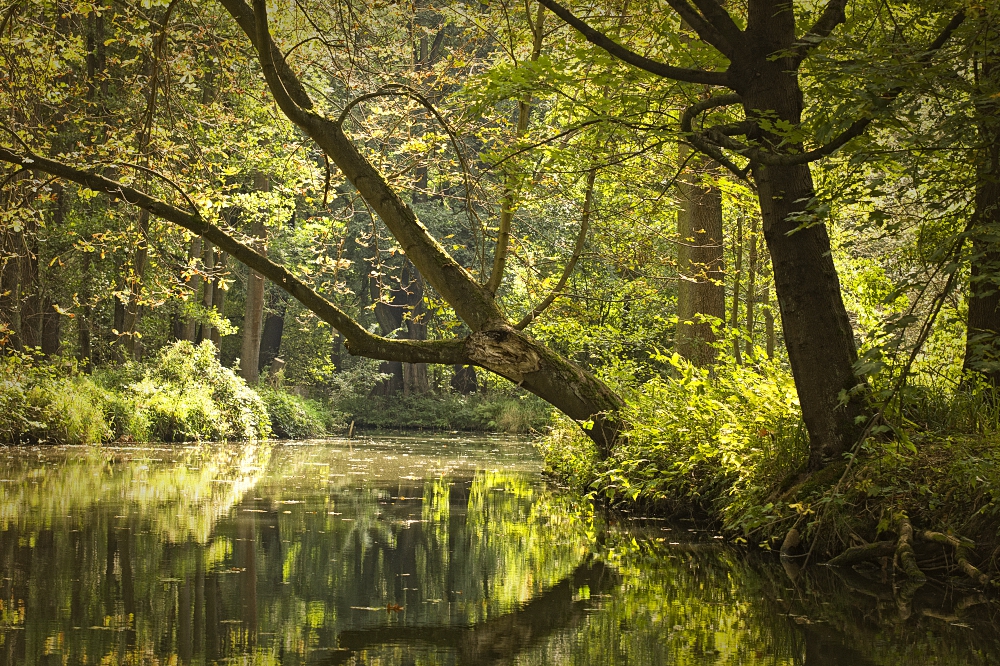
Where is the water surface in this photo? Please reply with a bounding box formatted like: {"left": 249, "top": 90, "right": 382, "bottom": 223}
{"left": 0, "top": 436, "right": 996, "bottom": 665}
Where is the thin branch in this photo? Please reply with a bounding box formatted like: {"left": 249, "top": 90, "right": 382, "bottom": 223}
{"left": 515, "top": 166, "right": 597, "bottom": 330}
{"left": 537, "top": 0, "right": 730, "bottom": 87}
{"left": 487, "top": 0, "right": 546, "bottom": 296}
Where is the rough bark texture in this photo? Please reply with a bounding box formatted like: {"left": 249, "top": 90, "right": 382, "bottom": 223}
{"left": 122, "top": 209, "right": 150, "bottom": 360}
{"left": 964, "top": 33, "right": 1000, "bottom": 383}
{"left": 675, "top": 149, "right": 725, "bottom": 366}
{"left": 258, "top": 291, "right": 286, "bottom": 370}
{"left": 733, "top": 4, "right": 865, "bottom": 468}
{"left": 200, "top": 240, "right": 215, "bottom": 343}
{"left": 210, "top": 251, "right": 227, "bottom": 352}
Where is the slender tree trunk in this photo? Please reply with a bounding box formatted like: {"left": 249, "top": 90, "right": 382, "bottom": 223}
{"left": 676, "top": 148, "right": 726, "bottom": 366}
{"left": 123, "top": 210, "right": 149, "bottom": 360}
{"left": 0, "top": 228, "right": 18, "bottom": 350}
{"left": 730, "top": 215, "right": 743, "bottom": 364}
{"left": 210, "top": 251, "right": 227, "bottom": 352}
{"left": 78, "top": 252, "right": 93, "bottom": 369}
{"left": 184, "top": 236, "right": 203, "bottom": 342}
{"left": 403, "top": 264, "right": 430, "bottom": 395}
{"left": 764, "top": 283, "right": 775, "bottom": 360}
{"left": 745, "top": 216, "right": 758, "bottom": 351}
{"left": 240, "top": 220, "right": 267, "bottom": 383}
{"left": 18, "top": 225, "right": 40, "bottom": 349}
{"left": 964, "top": 26, "right": 1000, "bottom": 383}
{"left": 200, "top": 240, "right": 215, "bottom": 343}
{"left": 41, "top": 297, "right": 61, "bottom": 356}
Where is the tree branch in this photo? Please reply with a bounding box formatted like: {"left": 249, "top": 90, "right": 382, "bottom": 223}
{"left": 0, "top": 146, "right": 467, "bottom": 364}
{"left": 487, "top": 0, "right": 546, "bottom": 296}
{"left": 536, "top": 0, "right": 730, "bottom": 87}
{"left": 515, "top": 166, "right": 596, "bottom": 330}
{"left": 791, "top": 0, "right": 848, "bottom": 65}
{"left": 220, "top": 0, "right": 505, "bottom": 332}
{"left": 668, "top": 0, "right": 743, "bottom": 58}
{"left": 690, "top": 11, "right": 966, "bottom": 169}
{"left": 679, "top": 94, "right": 750, "bottom": 179}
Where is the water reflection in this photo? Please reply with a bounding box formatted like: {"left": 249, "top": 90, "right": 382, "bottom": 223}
{"left": 0, "top": 437, "right": 996, "bottom": 665}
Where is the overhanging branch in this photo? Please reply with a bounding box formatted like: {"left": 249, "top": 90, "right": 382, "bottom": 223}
{"left": 0, "top": 146, "right": 467, "bottom": 365}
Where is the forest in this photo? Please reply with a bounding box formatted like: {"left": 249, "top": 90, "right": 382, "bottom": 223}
{"left": 4, "top": 0, "right": 1000, "bottom": 622}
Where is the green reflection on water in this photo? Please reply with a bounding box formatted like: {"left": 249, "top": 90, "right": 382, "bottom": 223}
{"left": 0, "top": 436, "right": 995, "bottom": 666}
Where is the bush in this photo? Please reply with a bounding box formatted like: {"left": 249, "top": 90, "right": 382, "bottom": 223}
{"left": 0, "top": 354, "right": 110, "bottom": 445}
{"left": 114, "top": 341, "right": 271, "bottom": 442}
{"left": 540, "top": 352, "right": 807, "bottom": 528}
{"left": 258, "top": 387, "right": 345, "bottom": 439}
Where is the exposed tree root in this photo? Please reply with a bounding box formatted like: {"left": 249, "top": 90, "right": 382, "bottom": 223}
{"left": 895, "top": 518, "right": 926, "bottom": 581}
{"left": 918, "top": 529, "right": 991, "bottom": 586}
{"left": 826, "top": 540, "right": 896, "bottom": 567}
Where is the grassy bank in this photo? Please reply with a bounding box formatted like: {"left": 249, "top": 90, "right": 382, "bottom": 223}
{"left": 540, "top": 353, "right": 1000, "bottom": 578}
{"left": 0, "top": 342, "right": 332, "bottom": 444}
{"left": 0, "top": 342, "right": 555, "bottom": 445}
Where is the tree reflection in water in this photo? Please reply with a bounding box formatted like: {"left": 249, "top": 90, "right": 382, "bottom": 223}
{"left": 0, "top": 437, "right": 996, "bottom": 665}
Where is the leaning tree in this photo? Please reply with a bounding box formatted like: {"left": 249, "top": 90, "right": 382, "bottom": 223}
{"left": 0, "top": 0, "right": 966, "bottom": 467}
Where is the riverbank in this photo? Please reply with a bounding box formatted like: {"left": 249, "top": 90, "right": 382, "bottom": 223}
{"left": 541, "top": 354, "right": 1000, "bottom": 584}
{"left": 0, "top": 341, "right": 555, "bottom": 445}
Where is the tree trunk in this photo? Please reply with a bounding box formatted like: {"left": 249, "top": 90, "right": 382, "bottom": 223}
{"left": 200, "top": 240, "right": 215, "bottom": 343}
{"left": 41, "top": 298, "right": 61, "bottom": 356}
{"left": 240, "top": 220, "right": 267, "bottom": 384}
{"left": 730, "top": 215, "right": 743, "bottom": 364}
{"left": 183, "top": 236, "right": 202, "bottom": 342}
{"left": 122, "top": 209, "right": 149, "bottom": 360}
{"left": 210, "top": 251, "right": 227, "bottom": 352}
{"left": 78, "top": 252, "right": 92, "bottom": 369}
{"left": 0, "top": 229, "right": 18, "bottom": 350}
{"left": 964, "top": 26, "right": 1000, "bottom": 383}
{"left": 18, "top": 225, "right": 40, "bottom": 349}
{"left": 258, "top": 291, "right": 286, "bottom": 370}
{"left": 745, "top": 216, "right": 758, "bottom": 351}
{"left": 402, "top": 262, "right": 430, "bottom": 395}
{"left": 451, "top": 365, "right": 479, "bottom": 393}
{"left": 675, "top": 149, "right": 726, "bottom": 366}
{"left": 738, "top": 8, "right": 865, "bottom": 468}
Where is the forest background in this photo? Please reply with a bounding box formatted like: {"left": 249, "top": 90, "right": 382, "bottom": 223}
{"left": 3, "top": 0, "right": 1000, "bottom": 571}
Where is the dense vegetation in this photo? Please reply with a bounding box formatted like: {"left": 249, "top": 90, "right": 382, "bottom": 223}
{"left": 4, "top": 0, "right": 1000, "bottom": 579}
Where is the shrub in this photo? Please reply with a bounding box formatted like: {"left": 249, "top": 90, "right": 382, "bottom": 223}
{"left": 337, "top": 391, "right": 553, "bottom": 433}
{"left": 120, "top": 341, "right": 271, "bottom": 442}
{"left": 540, "top": 352, "right": 807, "bottom": 528}
{"left": 258, "top": 387, "right": 345, "bottom": 439}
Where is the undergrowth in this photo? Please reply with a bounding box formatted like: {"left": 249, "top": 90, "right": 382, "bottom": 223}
{"left": 541, "top": 352, "right": 1000, "bottom": 559}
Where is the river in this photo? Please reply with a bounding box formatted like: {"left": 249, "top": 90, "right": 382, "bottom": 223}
{"left": 0, "top": 435, "right": 995, "bottom": 665}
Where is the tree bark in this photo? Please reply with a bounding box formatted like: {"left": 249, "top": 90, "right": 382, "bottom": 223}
{"left": 122, "top": 210, "right": 149, "bottom": 360}
{"left": 210, "top": 251, "right": 227, "bottom": 352}
{"left": 745, "top": 216, "right": 758, "bottom": 351}
{"left": 730, "top": 215, "right": 743, "bottom": 363}
{"left": 200, "top": 239, "right": 215, "bottom": 343}
{"left": 183, "top": 236, "right": 203, "bottom": 342}
{"left": 402, "top": 262, "right": 430, "bottom": 395}
{"left": 675, "top": 149, "right": 725, "bottom": 366}
{"left": 731, "top": 5, "right": 864, "bottom": 468}
{"left": 240, "top": 220, "right": 267, "bottom": 384}
{"left": 258, "top": 290, "right": 286, "bottom": 369}
{"left": 964, "top": 24, "right": 1000, "bottom": 383}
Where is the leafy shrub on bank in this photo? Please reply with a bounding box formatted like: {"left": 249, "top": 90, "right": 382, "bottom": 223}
{"left": 540, "top": 352, "right": 807, "bottom": 528}
{"left": 108, "top": 341, "right": 271, "bottom": 442}
{"left": 258, "top": 387, "right": 345, "bottom": 439}
{"left": 0, "top": 354, "right": 111, "bottom": 444}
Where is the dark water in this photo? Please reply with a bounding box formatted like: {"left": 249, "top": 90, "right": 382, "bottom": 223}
{"left": 0, "top": 436, "right": 996, "bottom": 665}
